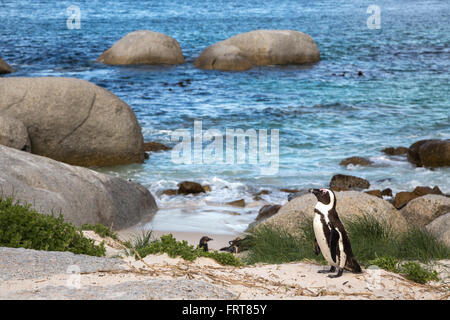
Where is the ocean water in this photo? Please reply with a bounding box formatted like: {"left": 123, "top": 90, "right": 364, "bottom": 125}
{"left": 1, "top": 0, "right": 449, "bottom": 234}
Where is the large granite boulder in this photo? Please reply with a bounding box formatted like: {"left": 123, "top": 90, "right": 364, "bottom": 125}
{"left": 407, "top": 139, "right": 450, "bottom": 167}
{"left": 97, "top": 30, "right": 184, "bottom": 65}
{"left": 0, "top": 145, "right": 157, "bottom": 229}
{"left": 259, "top": 191, "right": 407, "bottom": 236}
{"left": 0, "top": 115, "right": 31, "bottom": 152}
{"left": 0, "top": 57, "right": 13, "bottom": 74}
{"left": 194, "top": 30, "right": 320, "bottom": 71}
{"left": 426, "top": 213, "right": 450, "bottom": 247}
{"left": 400, "top": 195, "right": 450, "bottom": 228}
{"left": 0, "top": 77, "right": 144, "bottom": 167}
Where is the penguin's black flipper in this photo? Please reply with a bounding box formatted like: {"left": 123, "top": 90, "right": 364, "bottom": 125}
{"left": 329, "top": 228, "right": 340, "bottom": 263}
{"left": 313, "top": 238, "right": 321, "bottom": 255}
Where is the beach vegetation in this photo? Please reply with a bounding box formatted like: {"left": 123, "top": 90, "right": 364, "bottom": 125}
{"left": 129, "top": 232, "right": 242, "bottom": 267}
{"left": 0, "top": 196, "right": 106, "bottom": 257}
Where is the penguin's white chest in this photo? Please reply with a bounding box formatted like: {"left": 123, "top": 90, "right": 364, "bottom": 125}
{"left": 313, "top": 214, "right": 337, "bottom": 267}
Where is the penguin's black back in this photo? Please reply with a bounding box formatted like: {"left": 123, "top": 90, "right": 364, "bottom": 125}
{"left": 328, "top": 208, "right": 362, "bottom": 273}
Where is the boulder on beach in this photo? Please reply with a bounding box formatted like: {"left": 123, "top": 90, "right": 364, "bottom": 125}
{"left": 340, "top": 156, "right": 373, "bottom": 167}
{"left": 0, "top": 77, "right": 144, "bottom": 167}
{"left": 0, "top": 57, "right": 13, "bottom": 74}
{"left": 329, "top": 174, "right": 370, "bottom": 191}
{"left": 393, "top": 186, "right": 443, "bottom": 209}
{"left": 400, "top": 194, "right": 450, "bottom": 228}
{"left": 144, "top": 141, "right": 171, "bottom": 152}
{"left": 0, "top": 115, "right": 31, "bottom": 152}
{"left": 0, "top": 145, "right": 157, "bottom": 229}
{"left": 426, "top": 213, "right": 450, "bottom": 247}
{"left": 407, "top": 139, "right": 450, "bottom": 167}
{"left": 97, "top": 30, "right": 184, "bottom": 65}
{"left": 194, "top": 30, "right": 320, "bottom": 71}
{"left": 259, "top": 191, "right": 407, "bottom": 236}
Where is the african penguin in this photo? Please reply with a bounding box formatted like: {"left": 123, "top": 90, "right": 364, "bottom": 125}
{"left": 309, "top": 188, "right": 362, "bottom": 278}
{"left": 199, "top": 236, "right": 213, "bottom": 252}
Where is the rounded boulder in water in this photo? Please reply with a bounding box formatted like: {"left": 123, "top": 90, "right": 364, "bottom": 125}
{"left": 194, "top": 30, "right": 320, "bottom": 71}
{"left": 97, "top": 30, "right": 184, "bottom": 65}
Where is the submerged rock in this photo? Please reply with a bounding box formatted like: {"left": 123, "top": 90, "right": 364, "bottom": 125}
{"left": 340, "top": 156, "right": 373, "bottom": 167}
{"left": 365, "top": 190, "right": 382, "bottom": 198}
{"left": 162, "top": 189, "right": 178, "bottom": 196}
{"left": 177, "top": 181, "right": 206, "bottom": 195}
{"left": 0, "top": 77, "right": 144, "bottom": 167}
{"left": 97, "top": 30, "right": 184, "bottom": 65}
{"left": 143, "top": 141, "right": 171, "bottom": 152}
{"left": 253, "top": 189, "right": 270, "bottom": 200}
{"left": 394, "top": 186, "right": 443, "bottom": 209}
{"left": 225, "top": 199, "right": 245, "bottom": 207}
{"left": 280, "top": 188, "right": 300, "bottom": 193}
{"left": 256, "top": 204, "right": 281, "bottom": 222}
{"left": 381, "top": 188, "right": 393, "bottom": 197}
{"left": 0, "top": 145, "right": 157, "bottom": 229}
{"left": 329, "top": 174, "right": 370, "bottom": 191}
{"left": 0, "top": 57, "right": 13, "bottom": 74}
{"left": 287, "top": 189, "right": 310, "bottom": 201}
{"left": 194, "top": 30, "right": 320, "bottom": 71}
{"left": 382, "top": 146, "right": 408, "bottom": 156}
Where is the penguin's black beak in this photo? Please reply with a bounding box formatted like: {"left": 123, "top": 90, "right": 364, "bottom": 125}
{"left": 309, "top": 189, "right": 321, "bottom": 198}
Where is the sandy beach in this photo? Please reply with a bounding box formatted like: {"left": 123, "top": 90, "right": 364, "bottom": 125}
{"left": 1, "top": 232, "right": 448, "bottom": 300}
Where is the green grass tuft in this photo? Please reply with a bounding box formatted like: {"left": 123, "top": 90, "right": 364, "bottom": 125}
{"left": 367, "top": 256, "right": 399, "bottom": 273}
{"left": 0, "top": 197, "right": 105, "bottom": 257}
{"left": 245, "top": 217, "right": 326, "bottom": 265}
{"left": 399, "top": 262, "right": 439, "bottom": 284}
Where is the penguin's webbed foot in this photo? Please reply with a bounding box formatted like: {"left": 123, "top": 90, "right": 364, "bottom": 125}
{"left": 318, "top": 266, "right": 336, "bottom": 274}
{"left": 328, "top": 268, "right": 343, "bottom": 278}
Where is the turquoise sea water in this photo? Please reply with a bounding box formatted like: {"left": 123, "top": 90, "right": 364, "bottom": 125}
{"left": 1, "top": 0, "right": 449, "bottom": 234}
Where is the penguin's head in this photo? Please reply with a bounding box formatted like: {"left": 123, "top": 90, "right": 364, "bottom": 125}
{"left": 309, "top": 188, "right": 336, "bottom": 207}
{"left": 199, "top": 236, "right": 213, "bottom": 244}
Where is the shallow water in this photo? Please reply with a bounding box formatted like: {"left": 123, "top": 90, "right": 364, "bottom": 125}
{"left": 2, "top": 0, "right": 449, "bottom": 234}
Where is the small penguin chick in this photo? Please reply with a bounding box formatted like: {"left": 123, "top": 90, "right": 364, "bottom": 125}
{"left": 199, "top": 236, "right": 213, "bottom": 252}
